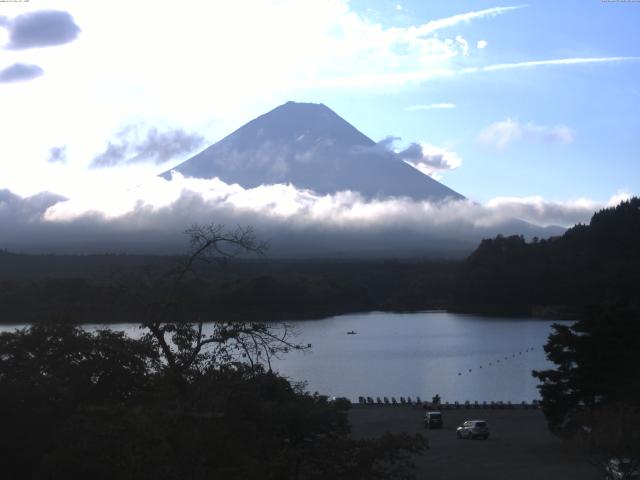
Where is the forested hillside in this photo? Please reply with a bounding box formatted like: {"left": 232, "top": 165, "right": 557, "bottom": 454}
{"left": 454, "top": 198, "right": 640, "bottom": 316}
{"left": 0, "top": 255, "right": 456, "bottom": 323}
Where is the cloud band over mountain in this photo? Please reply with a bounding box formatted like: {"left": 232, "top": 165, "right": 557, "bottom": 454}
{"left": 0, "top": 175, "right": 623, "bottom": 256}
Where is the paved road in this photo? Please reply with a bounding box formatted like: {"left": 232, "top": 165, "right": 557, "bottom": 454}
{"left": 349, "top": 405, "right": 601, "bottom": 480}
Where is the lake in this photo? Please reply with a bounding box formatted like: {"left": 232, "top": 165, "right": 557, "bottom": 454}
{"left": 272, "top": 311, "right": 565, "bottom": 403}
{"left": 0, "top": 311, "right": 567, "bottom": 402}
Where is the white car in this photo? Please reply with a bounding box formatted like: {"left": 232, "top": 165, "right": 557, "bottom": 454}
{"left": 456, "top": 420, "right": 489, "bottom": 440}
{"left": 606, "top": 458, "right": 640, "bottom": 479}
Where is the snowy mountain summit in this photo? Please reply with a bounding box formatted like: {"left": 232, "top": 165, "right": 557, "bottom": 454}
{"left": 162, "top": 101, "right": 464, "bottom": 202}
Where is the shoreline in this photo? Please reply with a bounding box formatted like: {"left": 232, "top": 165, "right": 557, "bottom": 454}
{"left": 0, "top": 305, "right": 581, "bottom": 326}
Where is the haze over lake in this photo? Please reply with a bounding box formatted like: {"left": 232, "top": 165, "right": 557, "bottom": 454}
{"left": 1, "top": 311, "right": 562, "bottom": 402}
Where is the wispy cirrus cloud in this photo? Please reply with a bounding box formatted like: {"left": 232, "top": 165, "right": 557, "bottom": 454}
{"left": 405, "top": 103, "right": 456, "bottom": 111}
{"left": 320, "top": 55, "right": 640, "bottom": 89}
{"left": 320, "top": 53, "right": 640, "bottom": 90}
{"left": 478, "top": 118, "right": 574, "bottom": 150}
{"left": 464, "top": 56, "right": 640, "bottom": 74}
{"left": 409, "top": 5, "right": 527, "bottom": 35}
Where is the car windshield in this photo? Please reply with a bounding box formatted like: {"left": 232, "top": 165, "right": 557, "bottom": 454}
{"left": 474, "top": 422, "right": 487, "bottom": 427}
{"left": 430, "top": 413, "right": 442, "bottom": 419}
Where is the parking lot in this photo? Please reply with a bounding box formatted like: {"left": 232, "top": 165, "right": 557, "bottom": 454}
{"left": 349, "top": 405, "right": 601, "bottom": 480}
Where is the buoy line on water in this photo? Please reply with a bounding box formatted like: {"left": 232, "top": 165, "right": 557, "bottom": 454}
{"left": 456, "top": 347, "right": 536, "bottom": 377}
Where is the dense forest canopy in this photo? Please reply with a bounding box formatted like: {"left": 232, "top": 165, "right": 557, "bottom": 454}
{"left": 0, "top": 255, "right": 457, "bottom": 324}
{"left": 454, "top": 197, "right": 640, "bottom": 316}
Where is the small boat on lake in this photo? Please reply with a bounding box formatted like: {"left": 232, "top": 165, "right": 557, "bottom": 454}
{"left": 346, "top": 330, "right": 357, "bottom": 335}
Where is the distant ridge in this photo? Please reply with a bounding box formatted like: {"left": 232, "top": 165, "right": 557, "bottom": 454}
{"left": 162, "top": 101, "right": 464, "bottom": 202}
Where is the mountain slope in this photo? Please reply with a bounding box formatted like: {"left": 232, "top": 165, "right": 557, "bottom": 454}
{"left": 162, "top": 101, "right": 464, "bottom": 202}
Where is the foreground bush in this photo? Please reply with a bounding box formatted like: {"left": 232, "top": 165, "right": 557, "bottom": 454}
{"left": 0, "top": 321, "right": 425, "bottom": 480}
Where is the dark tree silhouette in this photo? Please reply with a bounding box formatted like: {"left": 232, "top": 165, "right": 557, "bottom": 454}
{"left": 0, "top": 225, "right": 426, "bottom": 480}
{"left": 533, "top": 306, "right": 640, "bottom": 435}
{"left": 533, "top": 306, "right": 640, "bottom": 477}
{"left": 571, "top": 403, "right": 640, "bottom": 479}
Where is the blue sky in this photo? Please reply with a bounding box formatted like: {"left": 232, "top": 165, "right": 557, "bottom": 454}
{"left": 313, "top": 1, "right": 640, "bottom": 203}
{"left": 0, "top": 0, "right": 639, "bottom": 244}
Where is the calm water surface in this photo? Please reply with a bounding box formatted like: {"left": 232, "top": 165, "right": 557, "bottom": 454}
{"left": 1, "top": 311, "right": 567, "bottom": 402}
{"left": 272, "top": 311, "right": 564, "bottom": 403}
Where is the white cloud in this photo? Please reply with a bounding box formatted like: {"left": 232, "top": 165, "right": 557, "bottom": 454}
{"left": 478, "top": 118, "right": 574, "bottom": 150}
{"left": 606, "top": 190, "right": 632, "bottom": 207}
{"left": 405, "top": 103, "right": 456, "bottom": 111}
{"left": 477, "top": 118, "right": 522, "bottom": 150}
{"left": 37, "top": 177, "right": 632, "bottom": 230}
{"left": 378, "top": 137, "right": 462, "bottom": 178}
{"left": 456, "top": 35, "right": 469, "bottom": 56}
{"left": 397, "top": 143, "right": 462, "bottom": 178}
{"left": 477, "top": 40, "right": 488, "bottom": 49}
{"left": 481, "top": 196, "right": 599, "bottom": 227}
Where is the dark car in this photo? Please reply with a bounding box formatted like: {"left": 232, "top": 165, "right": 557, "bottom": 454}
{"left": 456, "top": 420, "right": 489, "bottom": 440}
{"left": 424, "top": 411, "right": 443, "bottom": 429}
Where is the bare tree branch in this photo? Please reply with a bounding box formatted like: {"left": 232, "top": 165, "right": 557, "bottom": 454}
{"left": 139, "top": 223, "right": 307, "bottom": 389}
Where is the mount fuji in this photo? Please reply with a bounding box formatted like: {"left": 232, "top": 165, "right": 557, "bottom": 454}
{"left": 162, "top": 101, "right": 464, "bottom": 202}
